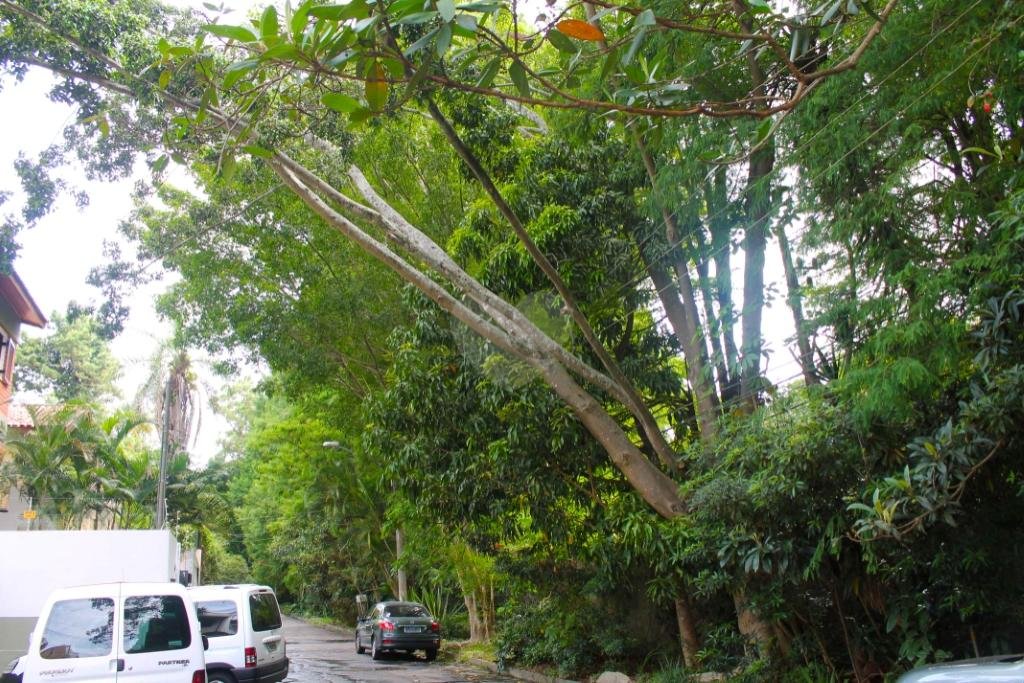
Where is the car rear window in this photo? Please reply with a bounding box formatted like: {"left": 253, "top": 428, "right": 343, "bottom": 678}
{"left": 196, "top": 599, "right": 239, "bottom": 637}
{"left": 248, "top": 592, "right": 282, "bottom": 632}
{"left": 123, "top": 595, "right": 192, "bottom": 653}
{"left": 40, "top": 598, "right": 115, "bottom": 659}
{"left": 384, "top": 604, "right": 430, "bottom": 618}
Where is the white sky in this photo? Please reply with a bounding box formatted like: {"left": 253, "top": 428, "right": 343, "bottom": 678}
{"left": 0, "top": 1, "right": 268, "bottom": 464}
{"left": 0, "top": 69, "right": 233, "bottom": 463}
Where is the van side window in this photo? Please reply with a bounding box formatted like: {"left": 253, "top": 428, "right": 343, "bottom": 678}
{"left": 196, "top": 600, "right": 239, "bottom": 637}
{"left": 123, "top": 595, "right": 193, "bottom": 653}
{"left": 248, "top": 592, "right": 282, "bottom": 632}
{"left": 39, "top": 598, "right": 114, "bottom": 659}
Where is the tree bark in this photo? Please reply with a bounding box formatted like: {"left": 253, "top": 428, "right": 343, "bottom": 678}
{"left": 633, "top": 134, "right": 719, "bottom": 439}
{"left": 675, "top": 593, "right": 701, "bottom": 669}
{"left": 777, "top": 223, "right": 818, "bottom": 387}
{"left": 707, "top": 168, "right": 741, "bottom": 403}
{"left": 426, "top": 99, "right": 682, "bottom": 471}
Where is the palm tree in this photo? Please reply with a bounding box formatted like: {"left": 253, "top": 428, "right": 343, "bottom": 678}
{"left": 2, "top": 403, "right": 149, "bottom": 529}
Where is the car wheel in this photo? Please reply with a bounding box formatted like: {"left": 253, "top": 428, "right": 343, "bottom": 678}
{"left": 355, "top": 632, "right": 365, "bottom": 654}
{"left": 371, "top": 636, "right": 383, "bottom": 661}
{"left": 425, "top": 647, "right": 438, "bottom": 662}
{"left": 207, "top": 672, "right": 236, "bottom": 683}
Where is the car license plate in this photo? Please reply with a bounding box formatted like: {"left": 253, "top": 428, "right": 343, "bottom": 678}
{"left": 267, "top": 642, "right": 277, "bottom": 651}
{"left": 405, "top": 626, "right": 424, "bottom": 633}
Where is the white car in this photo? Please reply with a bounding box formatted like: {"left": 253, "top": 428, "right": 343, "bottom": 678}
{"left": 189, "top": 585, "right": 287, "bottom": 683}
{"left": 19, "top": 581, "right": 207, "bottom": 683}
{"left": 896, "top": 654, "right": 1024, "bottom": 682}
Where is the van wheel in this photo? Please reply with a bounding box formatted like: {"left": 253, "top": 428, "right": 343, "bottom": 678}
{"left": 207, "top": 672, "right": 236, "bottom": 683}
{"left": 355, "top": 632, "right": 365, "bottom": 654}
{"left": 371, "top": 636, "right": 383, "bottom": 660}
{"left": 425, "top": 648, "right": 438, "bottom": 662}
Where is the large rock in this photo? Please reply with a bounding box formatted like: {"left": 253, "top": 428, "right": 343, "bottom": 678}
{"left": 594, "top": 673, "right": 633, "bottom": 683}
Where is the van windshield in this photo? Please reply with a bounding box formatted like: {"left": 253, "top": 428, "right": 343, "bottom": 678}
{"left": 123, "top": 595, "right": 193, "bottom": 653}
{"left": 248, "top": 592, "right": 282, "bottom": 632}
{"left": 39, "top": 598, "right": 114, "bottom": 659}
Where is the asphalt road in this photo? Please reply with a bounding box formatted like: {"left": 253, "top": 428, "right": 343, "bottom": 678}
{"left": 280, "top": 615, "right": 518, "bottom": 683}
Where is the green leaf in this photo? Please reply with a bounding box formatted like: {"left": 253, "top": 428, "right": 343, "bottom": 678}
{"left": 260, "top": 43, "right": 300, "bottom": 61}
{"left": 454, "top": 13, "right": 477, "bottom": 33}
{"left": 242, "top": 144, "right": 274, "bottom": 158}
{"left": 508, "top": 60, "right": 529, "bottom": 97}
{"left": 755, "top": 116, "right": 773, "bottom": 143}
{"left": 322, "top": 92, "right": 361, "bottom": 113}
{"left": 348, "top": 106, "right": 374, "bottom": 125}
{"left": 546, "top": 29, "right": 577, "bottom": 53}
{"left": 621, "top": 26, "right": 647, "bottom": 67}
{"left": 260, "top": 6, "right": 279, "bottom": 41}
{"left": 600, "top": 46, "right": 620, "bottom": 81}
{"left": 219, "top": 153, "right": 237, "bottom": 182}
{"left": 394, "top": 11, "right": 438, "bottom": 25}
{"left": 325, "top": 49, "right": 356, "bottom": 68}
{"left": 401, "top": 52, "right": 434, "bottom": 102}
{"left": 435, "top": 23, "right": 452, "bottom": 56}
{"left": 291, "top": 0, "right": 312, "bottom": 39}
{"left": 635, "top": 8, "right": 656, "bottom": 27}
{"left": 353, "top": 15, "right": 379, "bottom": 32}
{"left": 389, "top": 0, "right": 426, "bottom": 17}
{"left": 158, "top": 70, "right": 172, "bottom": 89}
{"left": 310, "top": 1, "right": 368, "bottom": 20}
{"left": 436, "top": 0, "right": 456, "bottom": 22}
{"left": 152, "top": 154, "right": 169, "bottom": 173}
{"left": 746, "top": 0, "right": 771, "bottom": 12}
{"left": 476, "top": 56, "right": 501, "bottom": 88}
{"left": 455, "top": 1, "right": 499, "bottom": 11}
{"left": 223, "top": 59, "right": 259, "bottom": 88}
{"left": 403, "top": 26, "right": 439, "bottom": 56}
{"left": 202, "top": 23, "right": 258, "bottom": 43}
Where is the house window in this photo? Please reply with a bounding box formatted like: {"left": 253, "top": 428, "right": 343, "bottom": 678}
{"left": 0, "top": 331, "right": 14, "bottom": 385}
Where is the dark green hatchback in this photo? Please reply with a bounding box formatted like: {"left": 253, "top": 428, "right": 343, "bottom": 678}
{"left": 354, "top": 600, "right": 441, "bottom": 661}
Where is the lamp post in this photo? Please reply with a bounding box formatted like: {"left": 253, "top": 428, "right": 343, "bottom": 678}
{"left": 323, "top": 441, "right": 407, "bottom": 601}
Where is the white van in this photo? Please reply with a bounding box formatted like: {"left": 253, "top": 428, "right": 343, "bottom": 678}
{"left": 18, "top": 582, "right": 207, "bottom": 683}
{"left": 189, "top": 585, "right": 287, "bottom": 683}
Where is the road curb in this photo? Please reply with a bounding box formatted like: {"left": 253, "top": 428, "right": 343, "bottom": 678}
{"left": 467, "top": 658, "right": 580, "bottom": 683}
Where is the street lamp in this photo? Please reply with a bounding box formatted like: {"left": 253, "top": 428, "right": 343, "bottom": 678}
{"left": 322, "top": 440, "right": 407, "bottom": 601}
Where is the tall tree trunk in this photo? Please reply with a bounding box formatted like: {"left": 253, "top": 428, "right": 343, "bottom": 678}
{"left": 730, "top": 1, "right": 782, "bottom": 658}
{"left": 738, "top": 144, "right": 774, "bottom": 405}
{"left": 695, "top": 252, "right": 730, "bottom": 404}
{"left": 733, "top": 0, "right": 775, "bottom": 408}
{"left": 633, "top": 134, "right": 720, "bottom": 438}
{"left": 675, "top": 592, "right": 701, "bottom": 668}
{"left": 777, "top": 223, "right": 818, "bottom": 387}
{"left": 707, "top": 169, "right": 741, "bottom": 403}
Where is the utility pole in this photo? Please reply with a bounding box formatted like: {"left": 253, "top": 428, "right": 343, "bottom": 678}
{"left": 155, "top": 378, "right": 172, "bottom": 529}
{"left": 396, "top": 528, "right": 407, "bottom": 601}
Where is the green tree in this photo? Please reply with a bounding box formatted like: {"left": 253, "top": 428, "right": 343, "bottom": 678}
{"left": 17, "top": 307, "right": 121, "bottom": 402}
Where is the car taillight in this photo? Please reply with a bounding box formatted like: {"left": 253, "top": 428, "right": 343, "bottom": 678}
{"left": 244, "top": 646, "right": 257, "bottom": 667}
{"left": 191, "top": 670, "right": 206, "bottom": 683}
{"left": 430, "top": 621, "right": 440, "bottom": 632}
{"left": 379, "top": 620, "right": 395, "bottom": 632}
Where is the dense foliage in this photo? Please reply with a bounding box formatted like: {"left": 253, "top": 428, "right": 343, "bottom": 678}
{"left": 1, "top": 0, "right": 1022, "bottom": 679}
